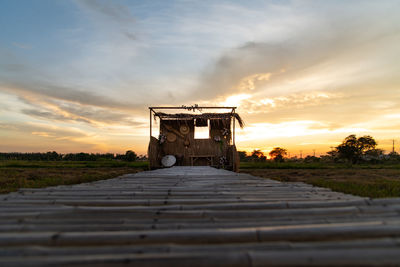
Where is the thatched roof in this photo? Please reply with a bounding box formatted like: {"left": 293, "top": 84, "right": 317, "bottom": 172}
{"left": 154, "top": 112, "right": 244, "bottom": 128}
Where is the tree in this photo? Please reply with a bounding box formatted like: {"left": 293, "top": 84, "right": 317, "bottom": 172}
{"left": 304, "top": 155, "right": 320, "bottom": 163}
{"left": 269, "top": 147, "right": 287, "bottom": 162}
{"left": 363, "top": 148, "right": 384, "bottom": 163}
{"left": 388, "top": 151, "right": 400, "bottom": 162}
{"left": 238, "top": 151, "right": 248, "bottom": 162}
{"left": 335, "top": 135, "right": 377, "bottom": 163}
{"left": 124, "top": 150, "right": 137, "bottom": 162}
{"left": 250, "top": 149, "right": 266, "bottom": 162}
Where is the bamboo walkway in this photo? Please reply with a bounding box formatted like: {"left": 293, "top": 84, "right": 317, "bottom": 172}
{"left": 1, "top": 166, "right": 400, "bottom": 266}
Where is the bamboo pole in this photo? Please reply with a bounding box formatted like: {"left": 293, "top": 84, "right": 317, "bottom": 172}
{"left": 149, "top": 107, "right": 237, "bottom": 110}
{"left": 149, "top": 108, "right": 153, "bottom": 138}
{"left": 232, "top": 108, "right": 236, "bottom": 171}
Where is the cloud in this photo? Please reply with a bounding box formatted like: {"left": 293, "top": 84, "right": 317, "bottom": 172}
{"left": 196, "top": 42, "right": 289, "bottom": 98}
{"left": 19, "top": 96, "right": 145, "bottom": 127}
{"left": 0, "top": 78, "right": 144, "bottom": 111}
{"left": 194, "top": 1, "right": 400, "bottom": 101}
{"left": 21, "top": 108, "right": 90, "bottom": 124}
{"left": 31, "top": 131, "right": 54, "bottom": 138}
{"left": 237, "top": 120, "right": 370, "bottom": 142}
{"left": 217, "top": 91, "right": 343, "bottom": 114}
{"left": 0, "top": 40, "right": 153, "bottom": 113}
{"left": 0, "top": 122, "right": 90, "bottom": 139}
{"left": 1, "top": 64, "right": 27, "bottom": 72}
{"left": 1, "top": 0, "right": 400, "bottom": 154}
{"left": 0, "top": 122, "right": 98, "bottom": 152}
{"left": 12, "top": 42, "right": 32, "bottom": 49}
{"left": 78, "top": 0, "right": 135, "bottom": 23}
{"left": 1, "top": 42, "right": 142, "bottom": 111}
{"left": 76, "top": 0, "right": 136, "bottom": 41}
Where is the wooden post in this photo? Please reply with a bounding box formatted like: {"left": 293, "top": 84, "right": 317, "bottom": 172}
{"left": 232, "top": 108, "right": 236, "bottom": 146}
{"left": 232, "top": 108, "right": 236, "bottom": 171}
{"left": 149, "top": 108, "right": 152, "bottom": 138}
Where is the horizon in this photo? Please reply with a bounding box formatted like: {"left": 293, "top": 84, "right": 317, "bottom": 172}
{"left": 0, "top": 132, "right": 395, "bottom": 159}
{"left": 1, "top": 1, "right": 400, "bottom": 155}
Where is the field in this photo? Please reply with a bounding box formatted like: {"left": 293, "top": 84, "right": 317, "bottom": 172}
{"left": 0, "top": 161, "right": 148, "bottom": 194}
{"left": 240, "top": 162, "right": 400, "bottom": 198}
{"left": 2, "top": 160, "right": 400, "bottom": 198}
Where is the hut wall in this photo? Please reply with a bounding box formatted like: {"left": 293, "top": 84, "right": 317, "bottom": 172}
{"left": 209, "top": 119, "right": 231, "bottom": 144}
{"left": 152, "top": 118, "right": 236, "bottom": 168}
{"left": 148, "top": 136, "right": 161, "bottom": 169}
{"left": 227, "top": 145, "right": 239, "bottom": 171}
{"left": 160, "top": 119, "right": 194, "bottom": 166}
{"left": 190, "top": 139, "right": 230, "bottom": 166}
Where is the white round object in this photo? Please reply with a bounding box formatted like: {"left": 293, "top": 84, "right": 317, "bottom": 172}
{"left": 161, "top": 155, "right": 176, "bottom": 167}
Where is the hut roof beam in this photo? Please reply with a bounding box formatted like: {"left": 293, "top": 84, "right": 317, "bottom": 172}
{"left": 149, "top": 106, "right": 236, "bottom": 110}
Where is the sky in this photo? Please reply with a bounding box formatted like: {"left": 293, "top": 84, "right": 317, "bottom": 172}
{"left": 1, "top": 0, "right": 400, "bottom": 157}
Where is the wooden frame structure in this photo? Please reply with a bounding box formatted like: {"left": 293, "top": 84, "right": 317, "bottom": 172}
{"left": 148, "top": 105, "right": 241, "bottom": 171}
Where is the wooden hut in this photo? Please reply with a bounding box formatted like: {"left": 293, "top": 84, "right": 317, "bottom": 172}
{"left": 148, "top": 105, "right": 244, "bottom": 171}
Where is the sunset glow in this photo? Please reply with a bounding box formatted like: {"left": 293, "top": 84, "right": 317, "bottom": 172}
{"left": 1, "top": 1, "right": 400, "bottom": 156}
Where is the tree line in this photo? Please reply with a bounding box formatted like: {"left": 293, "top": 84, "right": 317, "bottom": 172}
{"left": 239, "top": 135, "right": 400, "bottom": 164}
{"left": 0, "top": 150, "right": 147, "bottom": 162}
{"left": 238, "top": 148, "right": 287, "bottom": 163}
{"left": 2, "top": 135, "right": 399, "bottom": 164}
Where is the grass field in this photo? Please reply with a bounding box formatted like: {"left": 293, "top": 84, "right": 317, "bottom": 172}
{"left": 2, "top": 160, "right": 400, "bottom": 198}
{"left": 0, "top": 161, "right": 148, "bottom": 194}
{"left": 239, "top": 161, "right": 400, "bottom": 169}
{"left": 240, "top": 163, "right": 400, "bottom": 198}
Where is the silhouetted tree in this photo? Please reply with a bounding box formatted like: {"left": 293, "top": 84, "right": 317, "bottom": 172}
{"left": 335, "top": 135, "right": 377, "bottom": 163}
{"left": 124, "top": 150, "right": 137, "bottom": 162}
{"left": 135, "top": 154, "right": 148, "bottom": 161}
{"left": 0, "top": 152, "right": 141, "bottom": 161}
{"left": 269, "top": 147, "right": 287, "bottom": 162}
{"left": 304, "top": 155, "right": 320, "bottom": 163}
{"left": 250, "top": 149, "right": 265, "bottom": 162}
{"left": 238, "top": 151, "right": 247, "bottom": 162}
{"left": 388, "top": 152, "right": 400, "bottom": 162}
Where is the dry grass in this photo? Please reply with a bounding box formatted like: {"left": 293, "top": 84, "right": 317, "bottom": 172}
{"left": 241, "top": 168, "right": 400, "bottom": 198}
{"left": 0, "top": 163, "right": 146, "bottom": 194}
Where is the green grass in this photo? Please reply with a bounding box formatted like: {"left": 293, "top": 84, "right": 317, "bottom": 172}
{"left": 0, "top": 160, "right": 149, "bottom": 168}
{"left": 0, "top": 160, "right": 148, "bottom": 194}
{"left": 239, "top": 161, "right": 400, "bottom": 169}
{"left": 240, "top": 162, "right": 334, "bottom": 169}
{"left": 308, "top": 178, "right": 400, "bottom": 198}
{"left": 241, "top": 168, "right": 400, "bottom": 198}
{"left": 4, "top": 159, "right": 400, "bottom": 198}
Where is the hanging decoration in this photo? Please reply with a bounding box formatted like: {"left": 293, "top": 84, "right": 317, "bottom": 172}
{"left": 179, "top": 125, "right": 190, "bottom": 135}
{"left": 166, "top": 132, "right": 177, "bottom": 143}
{"left": 164, "top": 124, "right": 184, "bottom": 138}
{"left": 158, "top": 134, "right": 166, "bottom": 144}
{"left": 184, "top": 139, "right": 190, "bottom": 147}
{"left": 219, "top": 156, "right": 227, "bottom": 167}
{"left": 181, "top": 104, "right": 202, "bottom": 112}
{"left": 221, "top": 128, "right": 230, "bottom": 137}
